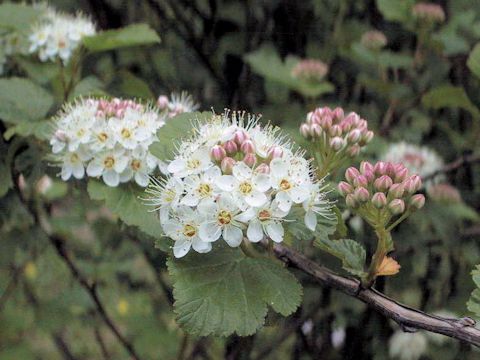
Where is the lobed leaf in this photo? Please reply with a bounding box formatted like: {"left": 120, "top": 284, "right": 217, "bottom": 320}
{"left": 315, "top": 238, "right": 367, "bottom": 278}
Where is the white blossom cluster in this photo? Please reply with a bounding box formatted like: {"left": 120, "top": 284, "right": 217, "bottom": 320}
{"left": 28, "top": 7, "right": 96, "bottom": 63}
{"left": 157, "top": 92, "right": 199, "bottom": 118}
{"left": 382, "top": 142, "right": 444, "bottom": 185}
{"left": 146, "top": 111, "right": 333, "bottom": 258}
{"left": 50, "top": 98, "right": 167, "bottom": 187}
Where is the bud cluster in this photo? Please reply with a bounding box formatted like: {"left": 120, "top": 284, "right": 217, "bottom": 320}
{"left": 338, "top": 161, "right": 425, "bottom": 228}
{"left": 291, "top": 59, "right": 329, "bottom": 83}
{"left": 361, "top": 30, "right": 388, "bottom": 50}
{"left": 412, "top": 2, "right": 445, "bottom": 24}
{"left": 300, "top": 107, "right": 373, "bottom": 174}
{"left": 156, "top": 91, "right": 199, "bottom": 118}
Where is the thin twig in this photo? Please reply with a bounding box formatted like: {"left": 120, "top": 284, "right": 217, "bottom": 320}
{"left": 273, "top": 243, "right": 480, "bottom": 347}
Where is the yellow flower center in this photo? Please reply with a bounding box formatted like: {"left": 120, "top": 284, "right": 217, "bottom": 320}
{"left": 70, "top": 153, "right": 79, "bottom": 162}
{"left": 258, "top": 209, "right": 271, "bottom": 222}
{"left": 187, "top": 159, "right": 200, "bottom": 169}
{"left": 104, "top": 156, "right": 115, "bottom": 169}
{"left": 97, "top": 132, "right": 108, "bottom": 142}
{"left": 239, "top": 181, "right": 253, "bottom": 194}
{"left": 218, "top": 210, "right": 232, "bottom": 225}
{"left": 163, "top": 189, "right": 176, "bottom": 202}
{"left": 131, "top": 159, "right": 141, "bottom": 171}
{"left": 198, "top": 183, "right": 212, "bottom": 197}
{"left": 183, "top": 224, "right": 197, "bottom": 237}
{"left": 121, "top": 128, "right": 131, "bottom": 139}
{"left": 280, "top": 179, "right": 291, "bottom": 191}
{"left": 77, "top": 128, "right": 85, "bottom": 137}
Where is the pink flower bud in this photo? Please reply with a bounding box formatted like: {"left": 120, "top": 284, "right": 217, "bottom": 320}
{"left": 388, "top": 183, "right": 404, "bottom": 199}
{"left": 320, "top": 116, "right": 332, "bottom": 129}
{"left": 300, "top": 123, "right": 310, "bottom": 138}
{"left": 330, "top": 137, "right": 345, "bottom": 151}
{"left": 361, "top": 131, "right": 374, "bottom": 144}
{"left": 211, "top": 145, "right": 226, "bottom": 161}
{"left": 224, "top": 140, "right": 238, "bottom": 154}
{"left": 255, "top": 163, "right": 270, "bottom": 174}
{"left": 374, "top": 161, "right": 386, "bottom": 176}
{"left": 410, "top": 175, "right": 422, "bottom": 192}
{"left": 243, "top": 153, "right": 256, "bottom": 167}
{"left": 372, "top": 192, "right": 387, "bottom": 208}
{"left": 347, "top": 145, "right": 360, "bottom": 157}
{"left": 333, "top": 107, "right": 344, "bottom": 121}
{"left": 363, "top": 169, "right": 375, "bottom": 182}
{"left": 241, "top": 140, "right": 256, "bottom": 154}
{"left": 157, "top": 95, "right": 169, "bottom": 109}
{"left": 346, "top": 194, "right": 358, "bottom": 208}
{"left": 354, "top": 187, "right": 370, "bottom": 203}
{"left": 221, "top": 157, "right": 235, "bottom": 174}
{"left": 267, "top": 146, "right": 283, "bottom": 160}
{"left": 347, "top": 129, "right": 362, "bottom": 143}
{"left": 360, "top": 161, "right": 373, "bottom": 174}
{"left": 388, "top": 199, "right": 405, "bottom": 215}
{"left": 404, "top": 175, "right": 422, "bottom": 193}
{"left": 54, "top": 129, "right": 67, "bottom": 141}
{"left": 329, "top": 125, "right": 342, "bottom": 137}
{"left": 338, "top": 181, "right": 353, "bottom": 196}
{"left": 374, "top": 175, "right": 393, "bottom": 192}
{"left": 409, "top": 194, "right": 425, "bottom": 210}
{"left": 384, "top": 162, "right": 396, "bottom": 178}
{"left": 310, "top": 124, "right": 322, "bottom": 138}
{"left": 234, "top": 130, "right": 249, "bottom": 145}
{"left": 306, "top": 112, "right": 314, "bottom": 124}
{"left": 353, "top": 175, "right": 368, "bottom": 188}
{"left": 394, "top": 167, "right": 409, "bottom": 182}
{"left": 345, "top": 167, "right": 360, "bottom": 183}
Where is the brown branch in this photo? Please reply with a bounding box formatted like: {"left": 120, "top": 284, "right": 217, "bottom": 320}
{"left": 423, "top": 153, "right": 480, "bottom": 181}
{"left": 273, "top": 243, "right": 480, "bottom": 347}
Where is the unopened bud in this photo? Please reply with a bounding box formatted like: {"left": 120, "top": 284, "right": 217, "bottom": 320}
{"left": 372, "top": 192, "right": 387, "bottom": 208}
{"left": 374, "top": 161, "right": 386, "bottom": 176}
{"left": 388, "top": 199, "right": 405, "bottom": 215}
{"left": 329, "top": 125, "right": 342, "bottom": 137}
{"left": 233, "top": 129, "right": 249, "bottom": 145}
{"left": 221, "top": 157, "right": 235, "bottom": 174}
{"left": 345, "top": 167, "right": 360, "bottom": 183}
{"left": 360, "top": 161, "right": 373, "bottom": 174}
{"left": 388, "top": 183, "right": 404, "bottom": 199}
{"left": 255, "top": 163, "right": 270, "bottom": 174}
{"left": 157, "top": 95, "right": 169, "bottom": 109}
{"left": 409, "top": 194, "right": 425, "bottom": 210}
{"left": 55, "top": 129, "right": 67, "bottom": 142}
{"left": 347, "top": 129, "right": 362, "bottom": 143}
{"left": 394, "top": 167, "right": 409, "bottom": 182}
{"left": 300, "top": 123, "right": 310, "bottom": 138}
{"left": 354, "top": 187, "right": 370, "bottom": 203}
{"left": 374, "top": 175, "right": 393, "bottom": 192}
{"left": 240, "top": 140, "right": 255, "bottom": 154}
{"left": 338, "top": 181, "right": 353, "bottom": 196}
{"left": 211, "top": 145, "right": 226, "bottom": 161}
{"left": 346, "top": 194, "right": 358, "bottom": 208}
{"left": 347, "top": 145, "right": 361, "bottom": 157}
{"left": 243, "top": 153, "right": 256, "bottom": 167}
{"left": 361, "top": 130, "right": 374, "bottom": 144}
{"left": 330, "top": 137, "right": 345, "bottom": 151}
{"left": 353, "top": 175, "right": 368, "bottom": 188}
{"left": 363, "top": 169, "right": 375, "bottom": 182}
{"left": 310, "top": 124, "right": 322, "bottom": 138}
{"left": 224, "top": 140, "right": 238, "bottom": 154}
{"left": 267, "top": 146, "right": 283, "bottom": 160}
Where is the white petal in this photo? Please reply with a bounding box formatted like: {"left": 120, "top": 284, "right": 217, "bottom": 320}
{"left": 134, "top": 172, "right": 150, "bottom": 187}
{"left": 199, "top": 222, "right": 222, "bottom": 242}
{"left": 223, "top": 225, "right": 243, "bottom": 247}
{"left": 216, "top": 175, "right": 236, "bottom": 191}
{"left": 197, "top": 199, "right": 217, "bottom": 217}
{"left": 253, "top": 173, "right": 271, "bottom": 192}
{"left": 181, "top": 192, "right": 199, "bottom": 207}
{"left": 275, "top": 191, "right": 292, "bottom": 212}
{"left": 119, "top": 169, "right": 133, "bottom": 183}
{"left": 290, "top": 185, "right": 310, "bottom": 204}
{"left": 233, "top": 162, "right": 252, "bottom": 181}
{"left": 305, "top": 210, "right": 317, "bottom": 231}
{"left": 235, "top": 207, "right": 256, "bottom": 223}
{"left": 192, "top": 238, "right": 212, "bottom": 253}
{"left": 270, "top": 158, "right": 288, "bottom": 178}
{"left": 167, "top": 159, "right": 185, "bottom": 174}
{"left": 72, "top": 164, "right": 85, "bottom": 179}
{"left": 204, "top": 166, "right": 221, "bottom": 182}
{"left": 245, "top": 190, "right": 268, "bottom": 207}
{"left": 86, "top": 161, "right": 103, "bottom": 177}
{"left": 103, "top": 170, "right": 119, "bottom": 187}
{"left": 114, "top": 156, "right": 129, "bottom": 173}
{"left": 61, "top": 166, "right": 72, "bottom": 181}
{"left": 266, "top": 222, "right": 284, "bottom": 243}
{"left": 173, "top": 239, "right": 191, "bottom": 258}
{"left": 247, "top": 221, "right": 264, "bottom": 243}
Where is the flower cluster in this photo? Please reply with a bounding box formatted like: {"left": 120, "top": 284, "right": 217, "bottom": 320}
{"left": 28, "top": 7, "right": 96, "bottom": 63}
{"left": 382, "top": 142, "right": 444, "bottom": 186}
{"left": 291, "top": 59, "right": 329, "bottom": 82}
{"left": 156, "top": 91, "right": 199, "bottom": 118}
{"left": 50, "top": 98, "right": 166, "bottom": 187}
{"left": 300, "top": 107, "right": 373, "bottom": 174}
{"left": 361, "top": 30, "right": 387, "bottom": 50}
{"left": 146, "top": 111, "right": 333, "bottom": 258}
{"left": 412, "top": 2, "right": 445, "bottom": 24}
{"left": 338, "top": 161, "right": 425, "bottom": 228}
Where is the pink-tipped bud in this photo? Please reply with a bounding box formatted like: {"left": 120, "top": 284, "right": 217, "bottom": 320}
{"left": 409, "top": 194, "right": 425, "bottom": 210}
{"left": 224, "top": 140, "right": 238, "bottom": 154}
{"left": 354, "top": 187, "right": 370, "bottom": 203}
{"left": 221, "top": 157, "right": 236, "bottom": 174}
{"left": 360, "top": 161, "right": 373, "bottom": 174}
{"left": 329, "top": 125, "right": 342, "bottom": 137}
{"left": 404, "top": 175, "right": 422, "bottom": 194}
{"left": 54, "top": 129, "right": 67, "bottom": 141}
{"left": 347, "top": 145, "right": 361, "bottom": 157}
{"left": 310, "top": 124, "right": 322, "bottom": 138}
{"left": 388, "top": 183, "right": 404, "bottom": 199}
{"left": 374, "top": 175, "right": 393, "bottom": 192}
{"left": 338, "top": 181, "right": 353, "bottom": 196}
{"left": 374, "top": 161, "right": 386, "bottom": 176}
{"left": 345, "top": 167, "right": 360, "bottom": 183}
{"left": 410, "top": 175, "right": 422, "bottom": 192}
{"left": 241, "top": 140, "right": 256, "bottom": 154}
{"left": 395, "top": 167, "right": 409, "bottom": 182}
{"left": 361, "top": 130, "right": 374, "bottom": 144}
{"left": 388, "top": 199, "right": 405, "bottom": 215}
{"left": 363, "top": 169, "right": 375, "bottom": 182}
{"left": 255, "top": 163, "right": 270, "bottom": 174}
{"left": 211, "top": 145, "right": 226, "bottom": 161}
{"left": 345, "top": 194, "right": 358, "bottom": 209}
{"left": 157, "top": 95, "right": 169, "bottom": 109}
{"left": 300, "top": 123, "right": 310, "bottom": 138}
{"left": 347, "top": 129, "right": 362, "bottom": 143}
{"left": 353, "top": 175, "right": 368, "bottom": 188}
{"left": 330, "top": 137, "right": 345, "bottom": 151}
{"left": 243, "top": 153, "right": 256, "bottom": 167}
{"left": 267, "top": 146, "right": 283, "bottom": 160}
{"left": 384, "top": 162, "right": 396, "bottom": 178}
{"left": 36, "top": 175, "right": 53, "bottom": 195}
{"left": 233, "top": 129, "right": 249, "bottom": 145}
{"left": 372, "top": 192, "right": 387, "bottom": 208}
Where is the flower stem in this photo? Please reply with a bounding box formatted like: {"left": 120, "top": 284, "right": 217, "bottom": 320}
{"left": 364, "top": 227, "right": 391, "bottom": 287}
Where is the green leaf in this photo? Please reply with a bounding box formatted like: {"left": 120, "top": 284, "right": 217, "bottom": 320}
{"left": 0, "top": 3, "right": 40, "bottom": 32}
{"left": 0, "top": 78, "right": 53, "bottom": 124}
{"left": 87, "top": 180, "right": 162, "bottom": 239}
{"left": 149, "top": 111, "right": 213, "bottom": 161}
{"left": 376, "top": 0, "right": 414, "bottom": 23}
{"left": 3, "top": 120, "right": 51, "bottom": 141}
{"left": 316, "top": 238, "right": 367, "bottom": 278}
{"left": 422, "top": 85, "right": 480, "bottom": 118}
{"left": 82, "top": 24, "right": 160, "bottom": 53}
{"left": 467, "top": 43, "right": 480, "bottom": 79}
{"left": 117, "top": 71, "right": 154, "bottom": 100}
{"left": 69, "top": 76, "right": 105, "bottom": 99}
{"left": 467, "top": 265, "right": 480, "bottom": 318}
{"left": 378, "top": 51, "right": 413, "bottom": 69}
{"left": 168, "top": 246, "right": 302, "bottom": 336}
{"left": 16, "top": 58, "right": 60, "bottom": 85}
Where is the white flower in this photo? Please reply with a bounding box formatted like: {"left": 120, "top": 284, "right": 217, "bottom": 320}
{"left": 238, "top": 202, "right": 287, "bottom": 243}
{"left": 60, "top": 149, "right": 90, "bottom": 181}
{"left": 302, "top": 182, "right": 333, "bottom": 231}
{"left": 110, "top": 117, "right": 142, "bottom": 150}
{"left": 270, "top": 158, "right": 311, "bottom": 212}
{"left": 163, "top": 207, "right": 211, "bottom": 258}
{"left": 389, "top": 331, "right": 428, "bottom": 360}
{"left": 181, "top": 166, "right": 222, "bottom": 207}
{"left": 216, "top": 162, "right": 270, "bottom": 210}
{"left": 86, "top": 148, "right": 129, "bottom": 187}
{"left": 145, "top": 177, "right": 184, "bottom": 225}
{"left": 167, "top": 146, "right": 213, "bottom": 178}
{"left": 120, "top": 148, "right": 158, "bottom": 187}
{"left": 198, "top": 194, "right": 245, "bottom": 247}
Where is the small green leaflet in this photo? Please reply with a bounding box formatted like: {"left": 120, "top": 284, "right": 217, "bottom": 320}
{"left": 0, "top": 3, "right": 40, "bottom": 32}
{"left": 168, "top": 246, "right": 302, "bottom": 336}
{"left": 467, "top": 265, "right": 480, "bottom": 319}
{"left": 467, "top": 43, "right": 480, "bottom": 79}
{"left": 422, "top": 85, "right": 480, "bottom": 119}
{"left": 315, "top": 238, "right": 367, "bottom": 278}
{"left": 87, "top": 180, "right": 162, "bottom": 239}
{"left": 82, "top": 24, "right": 160, "bottom": 52}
